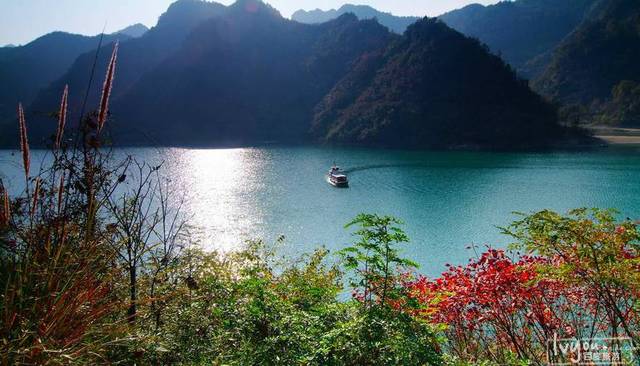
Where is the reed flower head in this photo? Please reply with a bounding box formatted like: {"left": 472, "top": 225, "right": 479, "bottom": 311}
{"left": 18, "top": 103, "right": 30, "bottom": 179}
{"left": 58, "top": 174, "right": 65, "bottom": 214}
{"left": 1, "top": 186, "right": 9, "bottom": 227}
{"left": 98, "top": 42, "right": 118, "bottom": 133}
{"left": 55, "top": 85, "right": 69, "bottom": 149}
{"left": 31, "top": 177, "right": 41, "bottom": 218}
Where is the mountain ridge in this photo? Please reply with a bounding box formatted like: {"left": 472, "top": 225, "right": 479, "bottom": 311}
{"left": 292, "top": 4, "right": 420, "bottom": 34}
{"left": 61, "top": 2, "right": 572, "bottom": 149}
{"left": 112, "top": 10, "right": 394, "bottom": 145}
{"left": 26, "top": 0, "right": 227, "bottom": 131}
{"left": 438, "top": 0, "right": 598, "bottom": 76}
{"left": 115, "top": 23, "right": 149, "bottom": 38}
{"left": 0, "top": 31, "right": 126, "bottom": 132}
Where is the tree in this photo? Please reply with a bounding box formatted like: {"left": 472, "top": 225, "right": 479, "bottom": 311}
{"left": 338, "top": 213, "right": 417, "bottom": 310}
{"left": 505, "top": 208, "right": 640, "bottom": 352}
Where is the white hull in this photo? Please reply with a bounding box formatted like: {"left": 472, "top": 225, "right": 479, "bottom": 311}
{"left": 326, "top": 174, "right": 349, "bottom": 188}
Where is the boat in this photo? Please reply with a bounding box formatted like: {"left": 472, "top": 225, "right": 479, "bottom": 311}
{"left": 327, "top": 165, "right": 349, "bottom": 187}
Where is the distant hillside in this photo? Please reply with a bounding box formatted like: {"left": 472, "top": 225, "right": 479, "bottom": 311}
{"left": 439, "top": 0, "right": 597, "bottom": 76}
{"left": 112, "top": 2, "right": 569, "bottom": 149}
{"left": 292, "top": 0, "right": 598, "bottom": 78}
{"left": 4, "top": 0, "right": 578, "bottom": 149}
{"left": 23, "top": 0, "right": 226, "bottom": 145}
{"left": 113, "top": 5, "right": 393, "bottom": 145}
{"left": 0, "top": 24, "right": 147, "bottom": 125}
{"left": 292, "top": 4, "right": 420, "bottom": 34}
{"left": 532, "top": 0, "right": 640, "bottom": 126}
{"left": 115, "top": 23, "right": 149, "bottom": 38}
{"left": 311, "top": 18, "right": 570, "bottom": 149}
{"left": 0, "top": 32, "right": 125, "bottom": 131}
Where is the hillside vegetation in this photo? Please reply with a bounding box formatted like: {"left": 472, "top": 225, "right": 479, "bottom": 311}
{"left": 437, "top": 0, "right": 597, "bottom": 75}
{"left": 532, "top": 0, "right": 640, "bottom": 126}
{"left": 312, "top": 18, "right": 569, "bottom": 149}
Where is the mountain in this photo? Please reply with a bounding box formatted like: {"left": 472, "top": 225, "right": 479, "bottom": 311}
{"left": 112, "top": 4, "right": 393, "bottom": 145}
{"left": 0, "top": 31, "right": 125, "bottom": 129}
{"left": 311, "top": 17, "right": 569, "bottom": 149}
{"left": 2, "top": 44, "right": 16, "bottom": 48}
{"left": 115, "top": 23, "right": 149, "bottom": 38}
{"left": 0, "top": 23, "right": 146, "bottom": 126}
{"left": 6, "top": 0, "right": 575, "bottom": 149}
{"left": 292, "top": 4, "right": 420, "bottom": 34}
{"left": 112, "top": 3, "right": 568, "bottom": 148}
{"left": 291, "top": 8, "right": 339, "bottom": 24}
{"left": 292, "top": 0, "right": 598, "bottom": 78}
{"left": 532, "top": 0, "right": 640, "bottom": 126}
{"left": 23, "top": 0, "right": 226, "bottom": 144}
{"left": 438, "top": 0, "right": 597, "bottom": 76}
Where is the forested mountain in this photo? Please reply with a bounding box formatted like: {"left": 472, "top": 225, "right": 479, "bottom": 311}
{"left": 27, "top": 0, "right": 226, "bottom": 135}
{"left": 438, "top": 0, "right": 597, "bottom": 76}
{"left": 115, "top": 23, "right": 149, "bottom": 38}
{"left": 311, "top": 18, "right": 568, "bottom": 149}
{"left": 111, "top": 1, "right": 569, "bottom": 148}
{"left": 113, "top": 4, "right": 393, "bottom": 145}
{"left": 0, "top": 22, "right": 153, "bottom": 129}
{"left": 3, "top": 0, "right": 577, "bottom": 149}
{"left": 532, "top": 0, "right": 640, "bottom": 126}
{"left": 291, "top": 0, "right": 598, "bottom": 78}
{"left": 0, "top": 32, "right": 124, "bottom": 129}
{"left": 292, "top": 5, "right": 420, "bottom": 34}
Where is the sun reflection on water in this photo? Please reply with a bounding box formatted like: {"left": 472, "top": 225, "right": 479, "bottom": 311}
{"left": 168, "top": 148, "right": 269, "bottom": 251}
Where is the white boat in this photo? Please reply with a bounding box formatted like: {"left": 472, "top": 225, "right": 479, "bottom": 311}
{"left": 327, "top": 165, "right": 349, "bottom": 187}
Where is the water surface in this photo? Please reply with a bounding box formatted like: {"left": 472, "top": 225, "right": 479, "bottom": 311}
{"left": 2, "top": 146, "right": 640, "bottom": 276}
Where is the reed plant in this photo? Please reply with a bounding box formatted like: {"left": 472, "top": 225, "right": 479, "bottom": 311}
{"left": 0, "top": 42, "right": 126, "bottom": 365}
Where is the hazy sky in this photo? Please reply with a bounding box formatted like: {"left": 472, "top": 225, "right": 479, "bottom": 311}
{"left": 0, "top": 0, "right": 501, "bottom": 46}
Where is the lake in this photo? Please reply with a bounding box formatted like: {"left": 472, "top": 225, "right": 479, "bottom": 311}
{"left": 2, "top": 146, "right": 640, "bottom": 276}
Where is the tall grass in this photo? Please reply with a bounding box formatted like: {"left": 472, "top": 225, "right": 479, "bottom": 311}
{"left": 0, "top": 186, "right": 9, "bottom": 227}
{"left": 0, "top": 42, "right": 125, "bottom": 365}
{"left": 97, "top": 42, "right": 118, "bottom": 133}
{"left": 54, "top": 85, "right": 68, "bottom": 150}
{"left": 17, "top": 103, "right": 29, "bottom": 181}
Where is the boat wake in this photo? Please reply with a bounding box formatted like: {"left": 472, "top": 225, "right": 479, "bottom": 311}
{"left": 343, "top": 163, "right": 432, "bottom": 174}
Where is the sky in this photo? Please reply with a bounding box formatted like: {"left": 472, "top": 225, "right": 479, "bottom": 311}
{"left": 0, "top": 0, "right": 501, "bottom": 46}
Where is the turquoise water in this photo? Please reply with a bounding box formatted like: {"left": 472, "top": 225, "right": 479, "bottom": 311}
{"left": 2, "top": 146, "right": 640, "bottom": 276}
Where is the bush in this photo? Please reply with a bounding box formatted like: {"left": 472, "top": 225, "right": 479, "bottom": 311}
{"left": 406, "top": 209, "right": 640, "bottom": 365}
{"left": 128, "top": 239, "right": 442, "bottom": 365}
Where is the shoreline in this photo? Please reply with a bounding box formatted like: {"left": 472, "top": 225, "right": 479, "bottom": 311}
{"left": 590, "top": 126, "right": 640, "bottom": 145}
{"left": 596, "top": 135, "right": 640, "bottom": 145}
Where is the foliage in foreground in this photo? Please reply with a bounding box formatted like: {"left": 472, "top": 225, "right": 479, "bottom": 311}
{"left": 115, "top": 239, "right": 440, "bottom": 365}
{"left": 1, "top": 197, "right": 442, "bottom": 365}
{"left": 407, "top": 208, "right": 640, "bottom": 365}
